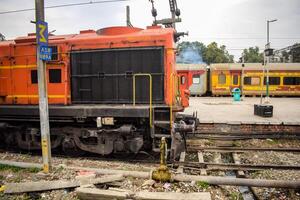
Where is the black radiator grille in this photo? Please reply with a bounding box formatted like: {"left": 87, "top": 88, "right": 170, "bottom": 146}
{"left": 71, "top": 47, "right": 165, "bottom": 104}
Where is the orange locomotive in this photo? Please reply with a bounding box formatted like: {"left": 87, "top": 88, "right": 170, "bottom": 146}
{"left": 0, "top": 26, "right": 194, "bottom": 158}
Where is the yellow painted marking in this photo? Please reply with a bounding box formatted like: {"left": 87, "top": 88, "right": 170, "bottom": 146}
{"left": 42, "top": 139, "right": 50, "bottom": 173}
{"left": 43, "top": 164, "right": 49, "bottom": 173}
{"left": 0, "top": 65, "right": 36, "bottom": 69}
{"left": 0, "top": 185, "right": 6, "bottom": 192}
{"left": 167, "top": 49, "right": 174, "bottom": 55}
{"left": 39, "top": 24, "right": 47, "bottom": 43}
{"left": 42, "top": 139, "right": 48, "bottom": 156}
{"left": 6, "top": 95, "right": 69, "bottom": 98}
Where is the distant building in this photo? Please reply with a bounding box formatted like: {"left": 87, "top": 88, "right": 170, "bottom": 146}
{"left": 271, "top": 43, "right": 300, "bottom": 63}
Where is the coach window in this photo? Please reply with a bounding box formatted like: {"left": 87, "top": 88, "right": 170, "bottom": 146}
{"left": 283, "top": 77, "right": 300, "bottom": 85}
{"left": 244, "top": 77, "right": 260, "bottom": 85}
{"left": 218, "top": 74, "right": 226, "bottom": 84}
{"left": 264, "top": 77, "right": 280, "bottom": 85}
{"left": 233, "top": 75, "right": 239, "bottom": 85}
{"left": 244, "top": 77, "right": 251, "bottom": 85}
{"left": 180, "top": 76, "right": 186, "bottom": 85}
{"left": 49, "top": 69, "right": 62, "bottom": 83}
{"left": 31, "top": 70, "right": 38, "bottom": 84}
{"left": 193, "top": 74, "right": 200, "bottom": 84}
{"left": 251, "top": 77, "right": 260, "bottom": 85}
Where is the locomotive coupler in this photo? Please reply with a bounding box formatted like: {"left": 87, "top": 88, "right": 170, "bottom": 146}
{"left": 173, "top": 120, "right": 195, "bottom": 133}
{"left": 170, "top": 113, "right": 198, "bottom": 159}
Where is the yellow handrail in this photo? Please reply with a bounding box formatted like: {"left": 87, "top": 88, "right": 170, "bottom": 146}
{"left": 169, "top": 73, "right": 175, "bottom": 129}
{"left": 133, "top": 74, "right": 153, "bottom": 127}
{"left": 169, "top": 73, "right": 181, "bottom": 130}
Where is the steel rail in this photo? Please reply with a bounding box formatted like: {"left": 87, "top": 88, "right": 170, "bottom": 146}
{"left": 174, "top": 161, "right": 300, "bottom": 171}
{"left": 187, "top": 146, "right": 300, "bottom": 153}
{"left": 187, "top": 134, "right": 300, "bottom": 140}
{"left": 193, "top": 131, "right": 300, "bottom": 135}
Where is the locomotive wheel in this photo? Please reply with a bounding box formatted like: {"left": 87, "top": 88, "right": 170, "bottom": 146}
{"left": 62, "top": 137, "right": 85, "bottom": 156}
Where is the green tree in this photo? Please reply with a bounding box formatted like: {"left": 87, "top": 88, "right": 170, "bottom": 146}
{"left": 203, "top": 42, "right": 234, "bottom": 64}
{"left": 177, "top": 41, "right": 234, "bottom": 64}
{"left": 177, "top": 41, "right": 206, "bottom": 57}
{"left": 0, "top": 33, "right": 5, "bottom": 41}
{"left": 242, "top": 46, "right": 263, "bottom": 63}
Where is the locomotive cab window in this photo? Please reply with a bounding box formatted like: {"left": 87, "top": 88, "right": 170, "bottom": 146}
{"left": 49, "top": 69, "right": 61, "bottom": 83}
{"left": 31, "top": 70, "right": 38, "bottom": 84}
{"left": 264, "top": 77, "right": 280, "bottom": 85}
{"left": 192, "top": 74, "right": 200, "bottom": 84}
{"left": 218, "top": 74, "right": 226, "bottom": 84}
{"left": 48, "top": 46, "right": 58, "bottom": 61}
{"left": 283, "top": 77, "right": 300, "bottom": 85}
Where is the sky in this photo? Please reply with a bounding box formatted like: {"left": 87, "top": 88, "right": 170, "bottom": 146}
{"left": 1, "top": 0, "right": 300, "bottom": 61}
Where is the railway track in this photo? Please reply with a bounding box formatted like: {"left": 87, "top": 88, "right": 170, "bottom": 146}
{"left": 176, "top": 137, "right": 300, "bottom": 200}
{"left": 188, "top": 133, "right": 300, "bottom": 140}
{"left": 173, "top": 161, "right": 300, "bottom": 171}
{"left": 188, "top": 146, "right": 300, "bottom": 153}
{"left": 182, "top": 142, "right": 300, "bottom": 172}
{"left": 0, "top": 136, "right": 299, "bottom": 199}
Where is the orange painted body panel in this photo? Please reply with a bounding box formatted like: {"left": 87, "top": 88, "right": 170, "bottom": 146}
{"left": 0, "top": 26, "right": 185, "bottom": 108}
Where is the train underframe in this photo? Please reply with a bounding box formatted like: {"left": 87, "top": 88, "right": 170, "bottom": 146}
{"left": 0, "top": 105, "right": 196, "bottom": 159}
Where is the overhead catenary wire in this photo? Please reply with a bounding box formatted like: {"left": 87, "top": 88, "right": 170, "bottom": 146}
{"left": 0, "top": 0, "right": 129, "bottom": 15}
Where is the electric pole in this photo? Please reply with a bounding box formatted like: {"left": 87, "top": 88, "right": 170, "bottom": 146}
{"left": 35, "top": 0, "right": 52, "bottom": 173}
{"left": 265, "top": 19, "right": 278, "bottom": 103}
{"left": 126, "top": 5, "right": 133, "bottom": 27}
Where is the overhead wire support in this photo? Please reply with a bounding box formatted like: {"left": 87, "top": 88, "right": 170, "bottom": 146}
{"left": 0, "top": 0, "right": 129, "bottom": 15}
{"left": 35, "top": 0, "right": 51, "bottom": 173}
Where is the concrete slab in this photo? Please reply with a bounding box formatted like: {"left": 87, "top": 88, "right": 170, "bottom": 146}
{"left": 227, "top": 121, "right": 242, "bottom": 125}
{"left": 213, "top": 120, "right": 228, "bottom": 124}
{"left": 255, "top": 121, "right": 271, "bottom": 125}
{"left": 283, "top": 121, "right": 300, "bottom": 126}
{"left": 199, "top": 119, "right": 214, "bottom": 124}
{"left": 184, "top": 97, "right": 300, "bottom": 125}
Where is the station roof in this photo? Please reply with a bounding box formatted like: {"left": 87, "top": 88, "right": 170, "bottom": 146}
{"left": 176, "top": 63, "right": 208, "bottom": 71}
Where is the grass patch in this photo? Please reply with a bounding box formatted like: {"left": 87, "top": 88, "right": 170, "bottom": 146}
{"left": 229, "top": 191, "right": 243, "bottom": 200}
{"left": 0, "top": 164, "right": 24, "bottom": 173}
{"left": 266, "top": 138, "right": 279, "bottom": 145}
{"left": 232, "top": 141, "right": 241, "bottom": 147}
{"left": 0, "top": 164, "right": 40, "bottom": 173}
{"left": 196, "top": 181, "right": 210, "bottom": 189}
{"left": 27, "top": 167, "right": 41, "bottom": 173}
{"left": 204, "top": 139, "right": 214, "bottom": 146}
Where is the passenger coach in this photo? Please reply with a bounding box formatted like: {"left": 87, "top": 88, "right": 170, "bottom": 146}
{"left": 176, "top": 64, "right": 208, "bottom": 96}
{"left": 210, "top": 63, "right": 300, "bottom": 96}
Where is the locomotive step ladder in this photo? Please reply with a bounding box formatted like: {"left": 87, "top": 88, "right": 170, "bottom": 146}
{"left": 152, "top": 107, "right": 173, "bottom": 152}
{"left": 132, "top": 73, "right": 173, "bottom": 154}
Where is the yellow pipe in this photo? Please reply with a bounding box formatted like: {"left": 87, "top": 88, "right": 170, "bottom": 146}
{"left": 133, "top": 74, "right": 153, "bottom": 128}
